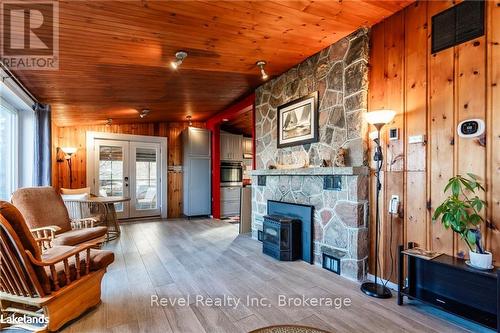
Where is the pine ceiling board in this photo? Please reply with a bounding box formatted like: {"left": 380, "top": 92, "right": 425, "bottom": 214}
{"left": 9, "top": 0, "right": 414, "bottom": 126}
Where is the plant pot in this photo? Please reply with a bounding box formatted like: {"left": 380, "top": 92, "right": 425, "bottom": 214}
{"left": 469, "top": 250, "right": 492, "bottom": 269}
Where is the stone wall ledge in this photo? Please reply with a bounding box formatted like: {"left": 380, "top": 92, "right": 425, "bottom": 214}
{"left": 249, "top": 166, "right": 368, "bottom": 176}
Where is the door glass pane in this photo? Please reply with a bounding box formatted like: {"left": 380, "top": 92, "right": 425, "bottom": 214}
{"left": 99, "top": 146, "right": 124, "bottom": 211}
{"left": 135, "top": 147, "right": 157, "bottom": 210}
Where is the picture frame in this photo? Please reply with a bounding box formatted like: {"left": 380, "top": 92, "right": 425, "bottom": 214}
{"left": 277, "top": 91, "right": 319, "bottom": 148}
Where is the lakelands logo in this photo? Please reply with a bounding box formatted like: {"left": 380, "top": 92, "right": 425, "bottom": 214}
{"left": 0, "top": 1, "right": 59, "bottom": 69}
{"left": 1, "top": 313, "right": 49, "bottom": 325}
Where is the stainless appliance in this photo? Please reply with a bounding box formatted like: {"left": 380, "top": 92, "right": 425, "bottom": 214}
{"left": 221, "top": 161, "right": 242, "bottom": 186}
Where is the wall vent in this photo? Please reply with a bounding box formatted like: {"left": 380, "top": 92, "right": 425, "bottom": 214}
{"left": 431, "top": 0, "right": 484, "bottom": 54}
{"left": 322, "top": 253, "right": 341, "bottom": 275}
{"left": 323, "top": 175, "right": 342, "bottom": 191}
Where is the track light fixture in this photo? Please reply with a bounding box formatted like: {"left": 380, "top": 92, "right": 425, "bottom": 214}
{"left": 186, "top": 115, "right": 192, "bottom": 126}
{"left": 256, "top": 60, "right": 268, "bottom": 80}
{"left": 171, "top": 51, "right": 188, "bottom": 69}
{"left": 140, "top": 109, "right": 151, "bottom": 119}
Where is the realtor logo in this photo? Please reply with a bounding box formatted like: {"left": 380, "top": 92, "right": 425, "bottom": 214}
{"left": 1, "top": 1, "right": 59, "bottom": 69}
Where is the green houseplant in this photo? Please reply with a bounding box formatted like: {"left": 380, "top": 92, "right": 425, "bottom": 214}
{"left": 432, "top": 173, "right": 490, "bottom": 269}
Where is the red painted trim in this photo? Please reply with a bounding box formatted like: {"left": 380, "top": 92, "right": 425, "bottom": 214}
{"left": 208, "top": 123, "right": 221, "bottom": 219}
{"left": 206, "top": 93, "right": 255, "bottom": 128}
{"left": 252, "top": 101, "right": 256, "bottom": 170}
{"left": 206, "top": 93, "right": 255, "bottom": 219}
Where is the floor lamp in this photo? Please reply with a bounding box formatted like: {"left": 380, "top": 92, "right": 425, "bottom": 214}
{"left": 61, "top": 147, "right": 77, "bottom": 188}
{"left": 361, "top": 109, "right": 396, "bottom": 299}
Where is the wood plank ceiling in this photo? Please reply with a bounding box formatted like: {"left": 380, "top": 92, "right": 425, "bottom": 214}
{"left": 10, "top": 0, "right": 413, "bottom": 126}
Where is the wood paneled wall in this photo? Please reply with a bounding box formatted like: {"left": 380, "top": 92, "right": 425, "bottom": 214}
{"left": 369, "top": 0, "right": 500, "bottom": 281}
{"left": 52, "top": 121, "right": 205, "bottom": 218}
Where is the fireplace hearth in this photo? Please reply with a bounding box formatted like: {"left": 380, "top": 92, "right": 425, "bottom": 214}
{"left": 263, "top": 215, "right": 301, "bottom": 261}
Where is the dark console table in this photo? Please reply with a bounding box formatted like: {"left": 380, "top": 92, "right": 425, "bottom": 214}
{"left": 398, "top": 244, "right": 499, "bottom": 332}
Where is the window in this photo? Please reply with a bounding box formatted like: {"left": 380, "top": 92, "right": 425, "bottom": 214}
{"left": 0, "top": 95, "right": 35, "bottom": 200}
{"left": 0, "top": 103, "right": 17, "bottom": 200}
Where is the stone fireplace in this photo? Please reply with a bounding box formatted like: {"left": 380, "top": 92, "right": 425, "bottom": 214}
{"left": 251, "top": 28, "right": 369, "bottom": 281}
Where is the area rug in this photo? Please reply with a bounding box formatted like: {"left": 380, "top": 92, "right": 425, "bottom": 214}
{"left": 250, "top": 325, "right": 331, "bottom": 333}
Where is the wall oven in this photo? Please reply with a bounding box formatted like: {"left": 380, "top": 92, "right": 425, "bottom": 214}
{"left": 220, "top": 161, "right": 243, "bottom": 186}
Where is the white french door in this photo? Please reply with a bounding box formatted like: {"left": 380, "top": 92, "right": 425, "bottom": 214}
{"left": 92, "top": 138, "right": 163, "bottom": 219}
{"left": 94, "top": 140, "right": 129, "bottom": 218}
{"left": 129, "top": 142, "right": 161, "bottom": 217}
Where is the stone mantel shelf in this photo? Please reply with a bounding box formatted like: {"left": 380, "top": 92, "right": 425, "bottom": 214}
{"left": 249, "top": 166, "right": 368, "bottom": 176}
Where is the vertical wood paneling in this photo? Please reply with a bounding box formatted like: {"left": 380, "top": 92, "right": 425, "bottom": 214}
{"left": 368, "top": 22, "right": 386, "bottom": 274}
{"left": 381, "top": 11, "right": 405, "bottom": 280}
{"left": 428, "top": 0, "right": 455, "bottom": 256}
{"left": 404, "top": 1, "right": 428, "bottom": 248}
{"left": 455, "top": 35, "right": 487, "bottom": 257}
{"left": 52, "top": 121, "right": 205, "bottom": 218}
{"left": 486, "top": 0, "right": 500, "bottom": 259}
{"left": 369, "top": 0, "right": 500, "bottom": 280}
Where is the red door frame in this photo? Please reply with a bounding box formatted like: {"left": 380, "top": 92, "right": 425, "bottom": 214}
{"left": 206, "top": 93, "right": 255, "bottom": 219}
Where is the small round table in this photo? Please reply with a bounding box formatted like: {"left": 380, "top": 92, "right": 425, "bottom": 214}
{"left": 86, "top": 196, "right": 130, "bottom": 241}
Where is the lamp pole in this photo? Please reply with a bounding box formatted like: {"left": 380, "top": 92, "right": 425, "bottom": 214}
{"left": 360, "top": 123, "right": 392, "bottom": 299}
{"left": 66, "top": 155, "right": 73, "bottom": 188}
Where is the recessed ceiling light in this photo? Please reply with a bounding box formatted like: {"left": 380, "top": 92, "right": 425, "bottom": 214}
{"left": 222, "top": 118, "right": 229, "bottom": 122}
{"left": 171, "top": 51, "right": 188, "bottom": 69}
{"left": 256, "top": 60, "right": 268, "bottom": 80}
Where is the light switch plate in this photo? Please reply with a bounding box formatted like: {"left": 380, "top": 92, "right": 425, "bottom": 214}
{"left": 409, "top": 134, "right": 426, "bottom": 144}
{"left": 389, "top": 128, "right": 399, "bottom": 141}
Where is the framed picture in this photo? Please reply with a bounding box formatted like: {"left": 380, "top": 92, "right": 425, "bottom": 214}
{"left": 277, "top": 91, "right": 319, "bottom": 148}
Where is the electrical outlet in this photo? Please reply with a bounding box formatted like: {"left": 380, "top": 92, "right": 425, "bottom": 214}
{"left": 389, "top": 195, "right": 400, "bottom": 214}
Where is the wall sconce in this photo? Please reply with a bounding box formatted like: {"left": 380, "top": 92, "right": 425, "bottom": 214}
{"left": 57, "top": 147, "right": 77, "bottom": 188}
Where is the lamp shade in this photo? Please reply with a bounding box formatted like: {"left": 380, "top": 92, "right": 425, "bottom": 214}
{"left": 61, "top": 147, "right": 77, "bottom": 155}
{"left": 365, "top": 110, "right": 396, "bottom": 125}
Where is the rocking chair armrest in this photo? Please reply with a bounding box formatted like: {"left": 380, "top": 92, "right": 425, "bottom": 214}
{"left": 34, "top": 236, "right": 54, "bottom": 252}
{"left": 34, "top": 237, "right": 53, "bottom": 246}
{"left": 25, "top": 243, "right": 93, "bottom": 267}
{"left": 30, "top": 226, "right": 62, "bottom": 234}
{"left": 25, "top": 243, "right": 94, "bottom": 291}
{"left": 70, "top": 218, "right": 96, "bottom": 229}
{"left": 30, "top": 226, "right": 60, "bottom": 251}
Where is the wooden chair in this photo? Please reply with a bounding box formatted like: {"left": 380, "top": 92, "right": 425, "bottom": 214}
{"left": 0, "top": 201, "right": 114, "bottom": 332}
{"left": 11, "top": 187, "right": 107, "bottom": 249}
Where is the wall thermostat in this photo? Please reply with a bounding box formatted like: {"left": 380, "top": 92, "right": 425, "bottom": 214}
{"left": 457, "top": 119, "right": 485, "bottom": 138}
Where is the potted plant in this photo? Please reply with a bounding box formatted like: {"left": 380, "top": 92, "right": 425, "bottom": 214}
{"left": 432, "top": 174, "right": 490, "bottom": 269}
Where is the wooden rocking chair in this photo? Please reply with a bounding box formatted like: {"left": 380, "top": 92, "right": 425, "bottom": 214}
{"left": 0, "top": 201, "right": 114, "bottom": 332}
{"left": 11, "top": 187, "right": 107, "bottom": 248}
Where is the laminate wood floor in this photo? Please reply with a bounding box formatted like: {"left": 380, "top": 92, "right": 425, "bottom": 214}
{"left": 61, "top": 218, "right": 479, "bottom": 333}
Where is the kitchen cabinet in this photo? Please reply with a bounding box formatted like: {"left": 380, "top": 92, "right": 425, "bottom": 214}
{"left": 182, "top": 127, "right": 211, "bottom": 216}
{"left": 242, "top": 137, "right": 253, "bottom": 157}
{"left": 221, "top": 186, "right": 241, "bottom": 217}
{"left": 220, "top": 132, "right": 243, "bottom": 161}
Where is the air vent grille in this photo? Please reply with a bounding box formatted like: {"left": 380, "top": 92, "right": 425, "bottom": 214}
{"left": 431, "top": 0, "right": 484, "bottom": 54}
